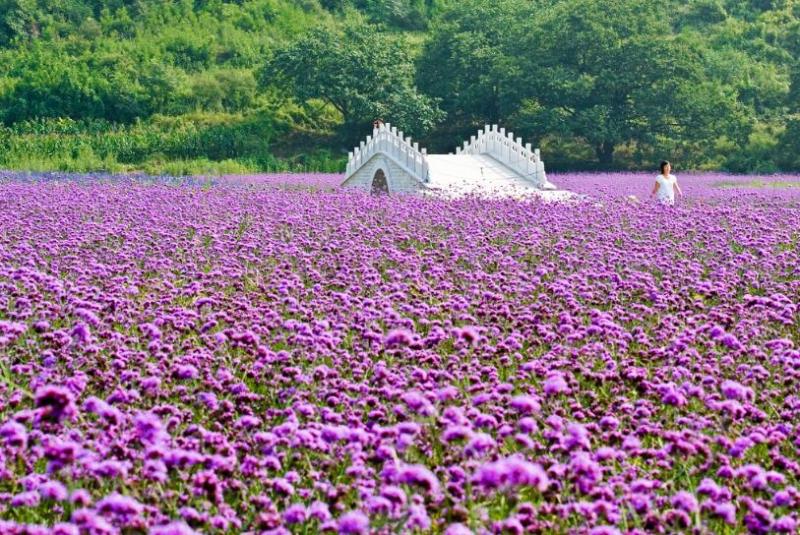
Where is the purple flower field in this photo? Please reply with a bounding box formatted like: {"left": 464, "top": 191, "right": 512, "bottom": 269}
{"left": 0, "top": 171, "right": 799, "bottom": 534}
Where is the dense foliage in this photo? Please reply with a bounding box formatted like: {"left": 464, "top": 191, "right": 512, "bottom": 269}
{"left": 0, "top": 0, "right": 799, "bottom": 172}
{"left": 261, "top": 22, "right": 444, "bottom": 146}
{"left": 1, "top": 172, "right": 800, "bottom": 533}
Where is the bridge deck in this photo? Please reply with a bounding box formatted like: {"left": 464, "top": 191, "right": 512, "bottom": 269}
{"left": 425, "top": 154, "right": 573, "bottom": 200}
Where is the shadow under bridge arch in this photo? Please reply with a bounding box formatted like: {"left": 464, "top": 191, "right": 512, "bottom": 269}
{"left": 371, "top": 169, "right": 389, "bottom": 195}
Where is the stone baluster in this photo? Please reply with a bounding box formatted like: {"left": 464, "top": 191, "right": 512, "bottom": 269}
{"left": 525, "top": 143, "right": 532, "bottom": 176}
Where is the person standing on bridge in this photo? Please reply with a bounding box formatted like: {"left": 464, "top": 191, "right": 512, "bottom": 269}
{"left": 650, "top": 160, "right": 683, "bottom": 206}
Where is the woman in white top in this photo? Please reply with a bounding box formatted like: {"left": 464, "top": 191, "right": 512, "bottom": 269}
{"left": 650, "top": 160, "right": 683, "bottom": 205}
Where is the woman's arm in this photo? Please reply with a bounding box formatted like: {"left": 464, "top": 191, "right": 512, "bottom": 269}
{"left": 674, "top": 180, "right": 683, "bottom": 197}
{"left": 650, "top": 181, "right": 660, "bottom": 197}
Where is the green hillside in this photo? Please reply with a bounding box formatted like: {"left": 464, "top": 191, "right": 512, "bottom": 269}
{"left": 0, "top": 0, "right": 799, "bottom": 173}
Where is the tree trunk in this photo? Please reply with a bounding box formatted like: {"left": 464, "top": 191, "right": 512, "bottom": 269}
{"left": 595, "top": 141, "right": 615, "bottom": 165}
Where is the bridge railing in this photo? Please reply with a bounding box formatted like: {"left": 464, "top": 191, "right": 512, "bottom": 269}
{"left": 456, "top": 124, "right": 553, "bottom": 189}
{"left": 345, "top": 123, "right": 429, "bottom": 183}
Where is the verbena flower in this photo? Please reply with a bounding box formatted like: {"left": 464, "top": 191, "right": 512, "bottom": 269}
{"left": 34, "top": 385, "right": 76, "bottom": 424}
{"left": 336, "top": 510, "right": 369, "bottom": 534}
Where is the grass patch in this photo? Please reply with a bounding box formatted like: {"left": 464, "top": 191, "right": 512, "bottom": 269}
{"left": 714, "top": 179, "right": 800, "bottom": 189}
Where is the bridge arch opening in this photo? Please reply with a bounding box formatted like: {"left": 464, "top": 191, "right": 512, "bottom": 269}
{"left": 371, "top": 169, "right": 389, "bottom": 195}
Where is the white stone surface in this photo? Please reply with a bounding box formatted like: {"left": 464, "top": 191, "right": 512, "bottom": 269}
{"left": 457, "top": 124, "right": 557, "bottom": 190}
{"left": 340, "top": 153, "right": 422, "bottom": 194}
{"left": 424, "top": 154, "right": 572, "bottom": 200}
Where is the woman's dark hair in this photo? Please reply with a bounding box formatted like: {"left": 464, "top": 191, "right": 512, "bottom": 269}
{"left": 660, "top": 160, "right": 670, "bottom": 174}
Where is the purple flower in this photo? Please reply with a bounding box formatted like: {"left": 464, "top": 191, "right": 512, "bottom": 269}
{"left": 774, "top": 516, "right": 797, "bottom": 533}
{"left": 658, "top": 382, "right": 687, "bottom": 407}
{"left": 442, "top": 425, "right": 472, "bottom": 443}
{"left": 39, "top": 481, "right": 69, "bottom": 501}
{"left": 179, "top": 507, "right": 206, "bottom": 525}
{"left": 444, "top": 524, "right": 473, "bottom": 535}
{"left": 384, "top": 328, "right": 414, "bottom": 347}
{"left": 143, "top": 459, "right": 168, "bottom": 483}
{"left": 406, "top": 504, "right": 431, "bottom": 531}
{"left": 510, "top": 395, "right": 540, "bottom": 414}
{"left": 71, "top": 508, "right": 116, "bottom": 532}
{"left": 563, "top": 423, "right": 591, "bottom": 451}
{"left": 71, "top": 322, "right": 92, "bottom": 345}
{"left": 52, "top": 524, "right": 80, "bottom": 535}
{"left": 308, "top": 501, "right": 332, "bottom": 522}
{"left": 366, "top": 495, "right": 392, "bottom": 516}
{"left": 504, "top": 457, "right": 549, "bottom": 490}
{"left": 773, "top": 490, "right": 793, "bottom": 507}
{"left": 70, "top": 489, "right": 92, "bottom": 506}
{"left": 401, "top": 391, "right": 435, "bottom": 416}
{"left": 456, "top": 325, "right": 481, "bottom": 345}
{"left": 709, "top": 325, "right": 725, "bottom": 339}
{"left": 284, "top": 504, "right": 307, "bottom": 524}
{"left": 90, "top": 459, "right": 131, "bottom": 479}
{"left": 11, "top": 490, "right": 40, "bottom": 507}
{"left": 396, "top": 463, "right": 441, "bottom": 495}
{"left": 543, "top": 373, "right": 569, "bottom": 396}
{"left": 134, "top": 412, "right": 168, "bottom": 445}
{"left": 337, "top": 510, "right": 369, "bottom": 534}
{"left": 670, "top": 491, "right": 699, "bottom": 513}
{"left": 0, "top": 421, "right": 27, "bottom": 448}
{"left": 174, "top": 364, "right": 199, "bottom": 380}
{"left": 34, "top": 385, "right": 77, "bottom": 424}
{"left": 380, "top": 485, "right": 407, "bottom": 509}
{"left": 473, "top": 457, "right": 548, "bottom": 492}
{"left": 697, "top": 478, "right": 721, "bottom": 499}
{"left": 464, "top": 432, "right": 496, "bottom": 457}
{"left": 599, "top": 416, "right": 619, "bottom": 430}
{"left": 149, "top": 522, "right": 199, "bottom": 535}
{"left": 714, "top": 502, "right": 737, "bottom": 525}
{"left": 96, "top": 493, "right": 143, "bottom": 519}
{"left": 272, "top": 477, "right": 294, "bottom": 496}
{"left": 588, "top": 527, "right": 622, "bottom": 535}
{"left": 720, "top": 380, "right": 750, "bottom": 401}
{"left": 569, "top": 452, "right": 603, "bottom": 493}
{"left": 719, "top": 333, "right": 741, "bottom": 349}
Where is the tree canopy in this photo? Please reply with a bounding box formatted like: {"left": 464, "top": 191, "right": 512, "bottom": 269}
{"left": 514, "top": 0, "right": 748, "bottom": 165}
{"left": 262, "top": 21, "right": 444, "bottom": 143}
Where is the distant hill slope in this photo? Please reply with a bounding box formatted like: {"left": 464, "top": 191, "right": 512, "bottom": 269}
{"left": 0, "top": 0, "right": 798, "bottom": 174}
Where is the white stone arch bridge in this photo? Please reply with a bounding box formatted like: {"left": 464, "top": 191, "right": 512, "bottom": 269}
{"left": 341, "top": 124, "right": 572, "bottom": 200}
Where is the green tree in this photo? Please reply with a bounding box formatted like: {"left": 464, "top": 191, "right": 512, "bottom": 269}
{"left": 416, "top": 0, "right": 533, "bottom": 150}
{"left": 261, "top": 21, "right": 444, "bottom": 144}
{"left": 775, "top": 15, "right": 800, "bottom": 169}
{"left": 515, "top": 0, "right": 744, "bottom": 166}
{"left": 0, "top": 0, "right": 39, "bottom": 46}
